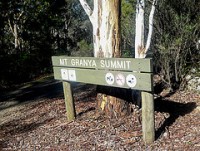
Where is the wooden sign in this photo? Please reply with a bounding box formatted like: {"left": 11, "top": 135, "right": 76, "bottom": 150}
{"left": 51, "top": 56, "right": 155, "bottom": 144}
{"left": 52, "top": 56, "right": 153, "bottom": 92}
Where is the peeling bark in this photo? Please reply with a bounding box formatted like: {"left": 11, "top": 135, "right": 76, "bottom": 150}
{"left": 88, "top": 0, "right": 121, "bottom": 58}
{"left": 80, "top": 0, "right": 130, "bottom": 117}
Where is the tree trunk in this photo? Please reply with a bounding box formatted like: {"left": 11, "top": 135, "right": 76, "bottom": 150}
{"left": 135, "top": 0, "right": 157, "bottom": 58}
{"left": 135, "top": 0, "right": 145, "bottom": 58}
{"left": 8, "top": 12, "right": 24, "bottom": 51}
{"left": 134, "top": 0, "right": 157, "bottom": 143}
{"left": 8, "top": 19, "right": 20, "bottom": 50}
{"left": 80, "top": 0, "right": 131, "bottom": 117}
{"left": 93, "top": 0, "right": 121, "bottom": 58}
{"left": 14, "top": 24, "right": 19, "bottom": 49}
{"left": 134, "top": 0, "right": 157, "bottom": 106}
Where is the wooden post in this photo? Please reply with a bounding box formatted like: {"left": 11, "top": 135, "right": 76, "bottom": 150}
{"left": 63, "top": 82, "right": 76, "bottom": 121}
{"left": 142, "top": 91, "right": 155, "bottom": 144}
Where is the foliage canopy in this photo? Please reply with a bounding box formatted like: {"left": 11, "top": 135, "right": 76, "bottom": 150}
{"left": 0, "top": 0, "right": 199, "bottom": 89}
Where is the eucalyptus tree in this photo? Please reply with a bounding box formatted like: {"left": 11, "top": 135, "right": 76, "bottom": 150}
{"left": 79, "top": 0, "right": 132, "bottom": 117}
{"left": 79, "top": 0, "right": 121, "bottom": 58}
{"left": 78, "top": 0, "right": 159, "bottom": 117}
{"left": 1, "top": 0, "right": 24, "bottom": 52}
{"left": 135, "top": 0, "right": 157, "bottom": 58}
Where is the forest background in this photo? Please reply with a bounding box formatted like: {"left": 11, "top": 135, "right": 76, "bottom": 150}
{"left": 0, "top": 0, "right": 199, "bottom": 90}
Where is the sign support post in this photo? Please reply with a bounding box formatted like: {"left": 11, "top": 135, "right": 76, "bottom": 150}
{"left": 63, "top": 81, "right": 76, "bottom": 121}
{"left": 142, "top": 91, "right": 155, "bottom": 144}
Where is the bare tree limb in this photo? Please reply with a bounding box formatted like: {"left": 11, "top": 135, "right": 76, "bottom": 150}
{"left": 16, "top": 11, "right": 24, "bottom": 20}
{"left": 145, "top": 0, "right": 157, "bottom": 55}
{"left": 79, "top": 0, "right": 93, "bottom": 22}
{"left": 8, "top": 19, "right": 14, "bottom": 35}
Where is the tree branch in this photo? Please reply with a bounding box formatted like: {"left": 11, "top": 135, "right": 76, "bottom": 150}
{"left": 79, "top": 0, "right": 93, "bottom": 22}
{"left": 145, "top": 0, "right": 157, "bottom": 55}
{"left": 8, "top": 19, "right": 15, "bottom": 36}
{"left": 16, "top": 11, "right": 24, "bottom": 20}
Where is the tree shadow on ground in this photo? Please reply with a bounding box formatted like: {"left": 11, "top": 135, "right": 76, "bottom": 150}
{"left": 154, "top": 97, "right": 196, "bottom": 140}
{"left": 0, "top": 110, "right": 54, "bottom": 149}
{"left": 0, "top": 119, "right": 54, "bottom": 148}
{"left": 0, "top": 82, "right": 96, "bottom": 149}
{"left": 73, "top": 84, "right": 96, "bottom": 103}
{"left": 1, "top": 117, "right": 54, "bottom": 136}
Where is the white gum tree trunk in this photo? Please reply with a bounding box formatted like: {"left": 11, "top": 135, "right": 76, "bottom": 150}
{"left": 135, "top": 0, "right": 157, "bottom": 58}
{"left": 134, "top": 0, "right": 157, "bottom": 143}
{"left": 133, "top": 0, "right": 157, "bottom": 107}
{"left": 79, "top": 0, "right": 121, "bottom": 58}
{"left": 135, "top": 0, "right": 145, "bottom": 58}
{"left": 79, "top": 0, "right": 130, "bottom": 117}
{"left": 8, "top": 20, "right": 20, "bottom": 50}
{"left": 8, "top": 12, "right": 24, "bottom": 51}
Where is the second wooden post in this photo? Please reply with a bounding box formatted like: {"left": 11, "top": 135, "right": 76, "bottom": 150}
{"left": 142, "top": 91, "right": 155, "bottom": 144}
